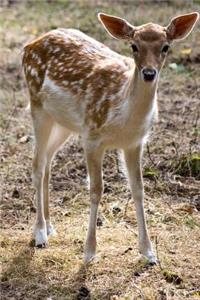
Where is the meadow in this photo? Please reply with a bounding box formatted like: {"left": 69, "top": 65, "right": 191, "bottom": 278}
{"left": 0, "top": 1, "right": 200, "bottom": 299}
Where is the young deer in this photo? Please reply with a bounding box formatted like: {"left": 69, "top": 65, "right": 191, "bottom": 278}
{"left": 23, "top": 12, "right": 199, "bottom": 264}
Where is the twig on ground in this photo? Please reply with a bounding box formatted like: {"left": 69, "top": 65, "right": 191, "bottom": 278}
{"left": 131, "top": 282, "right": 145, "bottom": 300}
{"left": 155, "top": 235, "right": 163, "bottom": 271}
{"left": 146, "top": 143, "right": 157, "bottom": 167}
{"left": 123, "top": 197, "right": 130, "bottom": 218}
{"left": 2, "top": 91, "right": 17, "bottom": 134}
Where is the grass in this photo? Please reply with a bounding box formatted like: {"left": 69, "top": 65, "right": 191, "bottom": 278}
{"left": 1, "top": 1, "right": 200, "bottom": 299}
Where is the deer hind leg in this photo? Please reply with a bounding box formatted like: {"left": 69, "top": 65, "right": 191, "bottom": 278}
{"left": 84, "top": 142, "right": 104, "bottom": 263}
{"left": 124, "top": 145, "right": 157, "bottom": 264}
{"left": 31, "top": 104, "right": 54, "bottom": 247}
{"left": 44, "top": 123, "right": 71, "bottom": 236}
{"left": 32, "top": 102, "right": 71, "bottom": 247}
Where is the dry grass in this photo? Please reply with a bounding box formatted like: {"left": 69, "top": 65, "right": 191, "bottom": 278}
{"left": 0, "top": 1, "right": 200, "bottom": 299}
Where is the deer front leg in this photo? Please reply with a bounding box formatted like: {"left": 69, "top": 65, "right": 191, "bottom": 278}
{"left": 84, "top": 143, "right": 104, "bottom": 264}
{"left": 124, "top": 145, "right": 156, "bottom": 264}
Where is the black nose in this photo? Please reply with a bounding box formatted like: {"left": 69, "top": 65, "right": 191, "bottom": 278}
{"left": 142, "top": 68, "right": 157, "bottom": 81}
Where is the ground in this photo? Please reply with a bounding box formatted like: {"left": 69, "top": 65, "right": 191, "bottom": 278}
{"left": 0, "top": 1, "right": 200, "bottom": 300}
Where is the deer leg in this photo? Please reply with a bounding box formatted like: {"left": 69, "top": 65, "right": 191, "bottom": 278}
{"left": 84, "top": 143, "right": 104, "bottom": 263}
{"left": 43, "top": 123, "right": 71, "bottom": 236}
{"left": 124, "top": 145, "right": 156, "bottom": 264}
{"left": 31, "top": 105, "right": 54, "bottom": 247}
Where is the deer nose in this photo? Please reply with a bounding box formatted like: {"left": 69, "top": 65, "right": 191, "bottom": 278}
{"left": 142, "top": 68, "right": 157, "bottom": 81}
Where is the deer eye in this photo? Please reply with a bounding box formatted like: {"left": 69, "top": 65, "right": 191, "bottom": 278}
{"left": 131, "top": 44, "right": 138, "bottom": 53}
{"left": 162, "top": 44, "right": 170, "bottom": 54}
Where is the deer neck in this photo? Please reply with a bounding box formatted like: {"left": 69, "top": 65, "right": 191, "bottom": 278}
{"left": 128, "top": 67, "right": 158, "bottom": 116}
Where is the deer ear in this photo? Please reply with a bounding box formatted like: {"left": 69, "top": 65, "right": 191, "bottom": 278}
{"left": 166, "top": 12, "right": 199, "bottom": 41}
{"left": 98, "top": 13, "right": 135, "bottom": 40}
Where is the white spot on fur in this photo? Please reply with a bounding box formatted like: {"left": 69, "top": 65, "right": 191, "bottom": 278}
{"left": 86, "top": 73, "right": 93, "bottom": 78}
{"left": 53, "top": 47, "right": 60, "bottom": 53}
{"left": 43, "top": 39, "right": 49, "bottom": 47}
{"left": 31, "top": 68, "right": 38, "bottom": 77}
{"left": 37, "top": 57, "right": 42, "bottom": 65}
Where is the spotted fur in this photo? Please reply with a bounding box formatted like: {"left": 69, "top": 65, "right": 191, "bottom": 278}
{"left": 23, "top": 29, "right": 133, "bottom": 130}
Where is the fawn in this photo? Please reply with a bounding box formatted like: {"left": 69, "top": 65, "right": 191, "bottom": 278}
{"left": 23, "top": 12, "right": 199, "bottom": 264}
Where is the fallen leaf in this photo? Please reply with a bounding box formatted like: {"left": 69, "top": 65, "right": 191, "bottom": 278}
{"left": 19, "top": 135, "right": 31, "bottom": 144}
{"left": 169, "top": 63, "right": 185, "bottom": 72}
{"left": 169, "top": 63, "right": 178, "bottom": 70}
{"left": 31, "top": 28, "right": 38, "bottom": 35}
{"left": 180, "top": 48, "right": 192, "bottom": 55}
{"left": 175, "top": 203, "right": 196, "bottom": 214}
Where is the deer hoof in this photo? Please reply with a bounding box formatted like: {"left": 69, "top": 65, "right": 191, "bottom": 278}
{"left": 35, "top": 228, "right": 48, "bottom": 248}
{"left": 84, "top": 252, "right": 98, "bottom": 264}
{"left": 146, "top": 252, "right": 157, "bottom": 265}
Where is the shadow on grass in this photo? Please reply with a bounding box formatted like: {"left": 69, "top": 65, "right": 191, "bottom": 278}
{"left": 0, "top": 240, "right": 155, "bottom": 299}
{"left": 0, "top": 240, "right": 90, "bottom": 300}
{"left": 1, "top": 244, "right": 35, "bottom": 299}
{"left": 66, "top": 264, "right": 91, "bottom": 300}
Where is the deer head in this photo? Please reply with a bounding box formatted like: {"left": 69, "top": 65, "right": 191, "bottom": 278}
{"left": 98, "top": 12, "right": 199, "bottom": 82}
